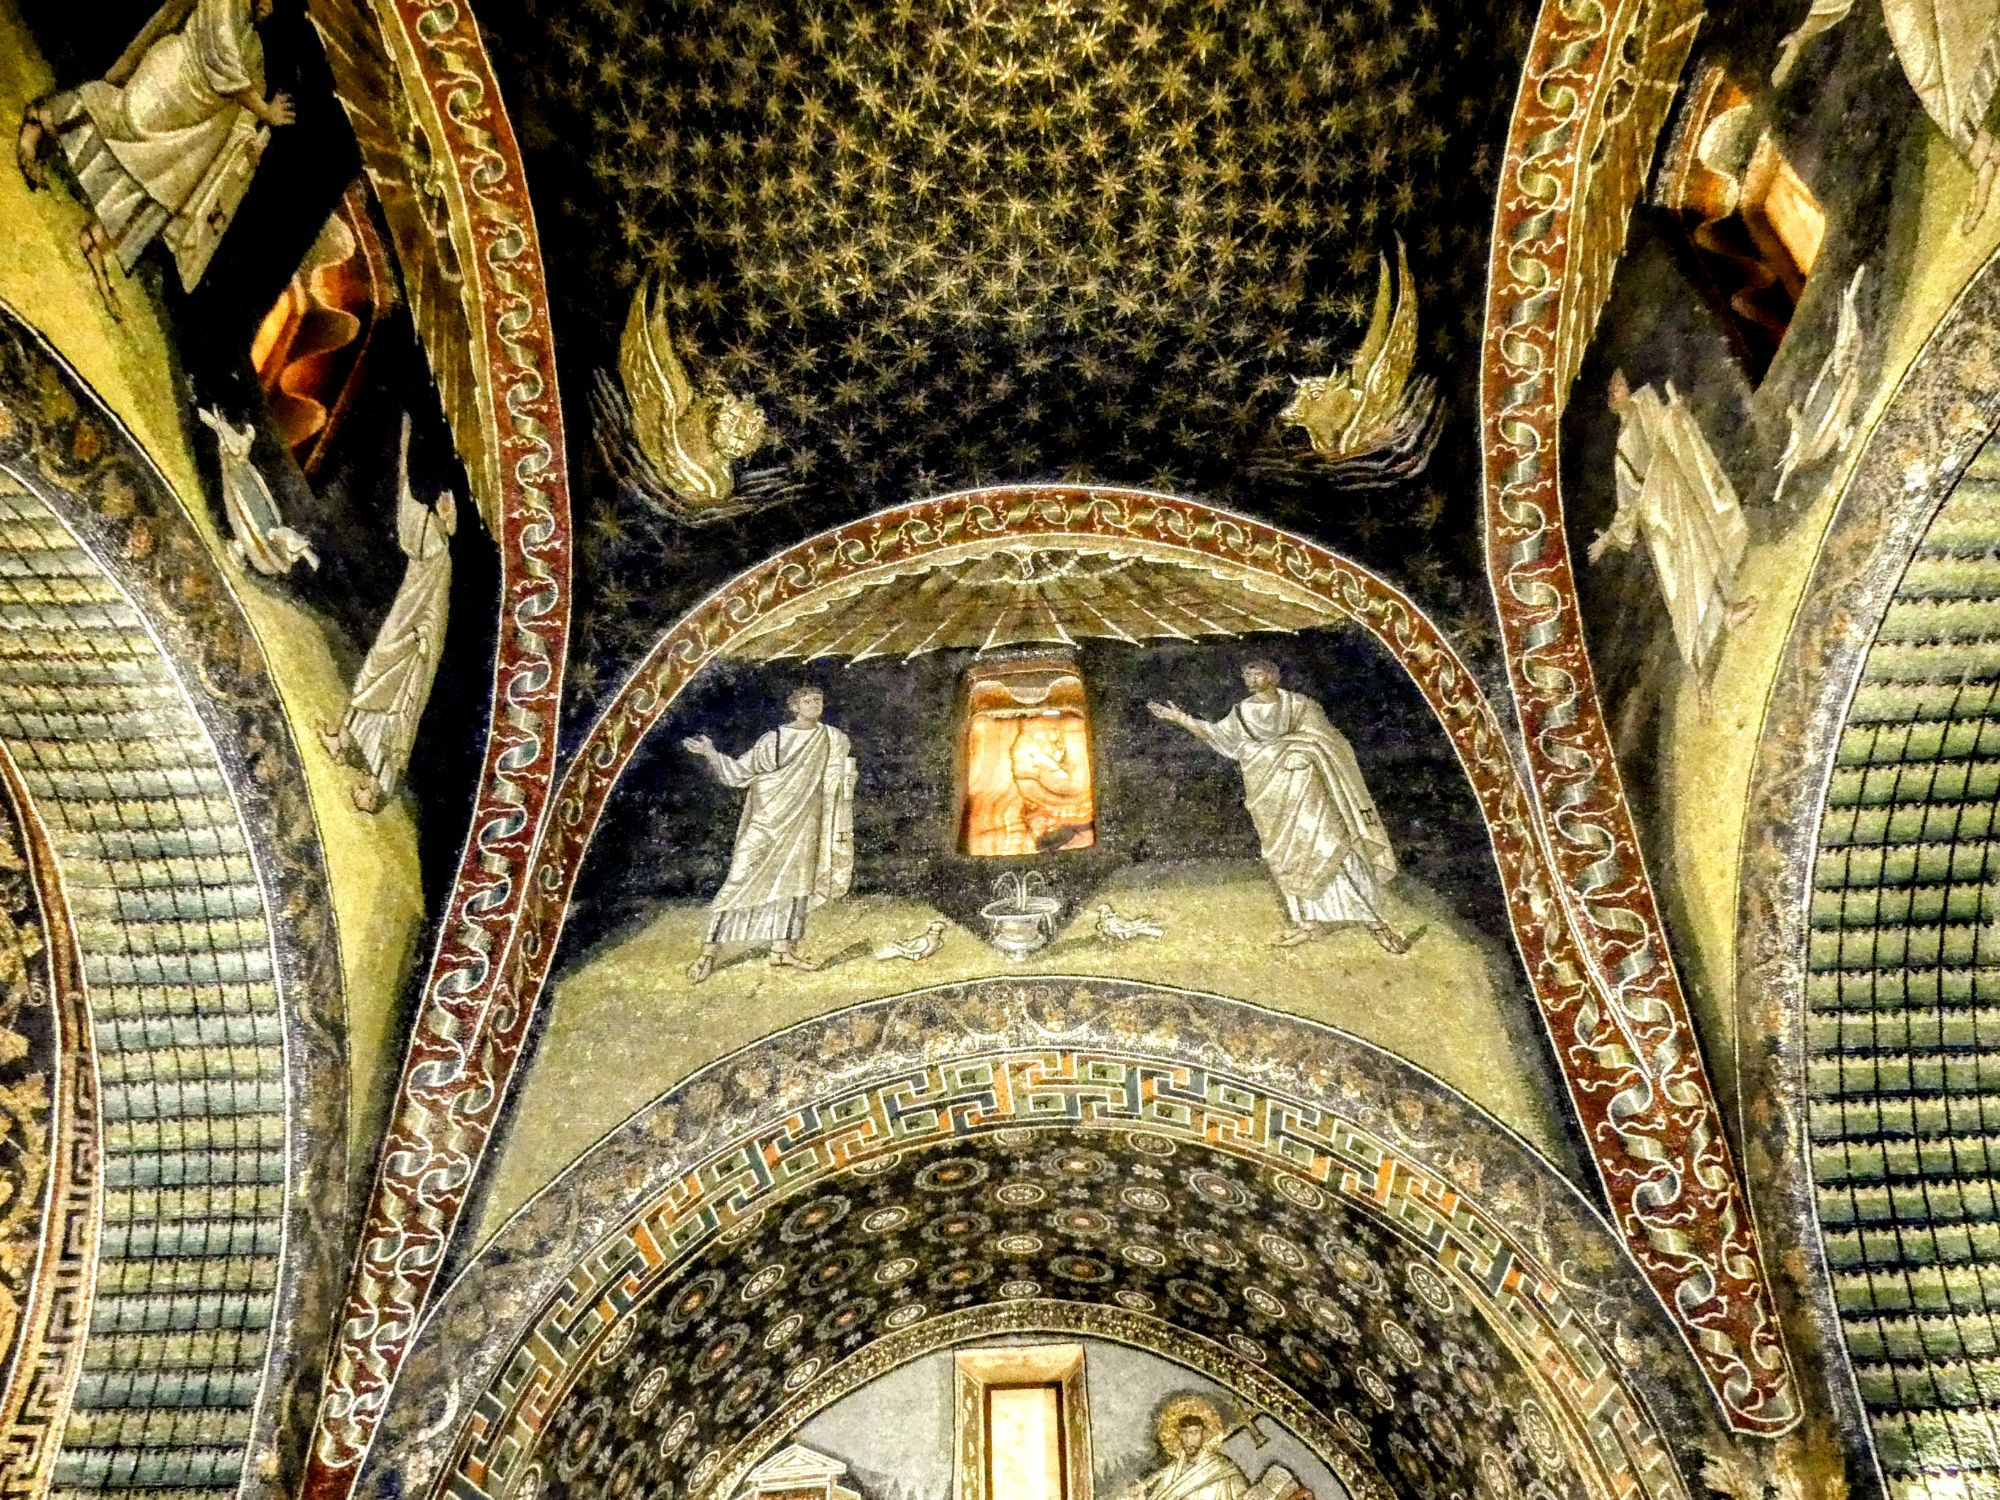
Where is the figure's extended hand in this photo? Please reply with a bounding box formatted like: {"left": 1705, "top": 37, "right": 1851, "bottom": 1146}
{"left": 264, "top": 92, "right": 296, "bottom": 127}
{"left": 1586, "top": 529, "right": 1615, "bottom": 564}
{"left": 1147, "top": 700, "right": 1189, "bottom": 728}
{"left": 682, "top": 735, "right": 714, "bottom": 758}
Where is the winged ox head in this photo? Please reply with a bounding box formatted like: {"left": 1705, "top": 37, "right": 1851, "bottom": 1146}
{"left": 1280, "top": 371, "right": 1363, "bottom": 441}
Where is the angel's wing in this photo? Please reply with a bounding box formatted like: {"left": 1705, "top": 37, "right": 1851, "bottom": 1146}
{"left": 1832, "top": 262, "right": 1865, "bottom": 367}
{"left": 1357, "top": 237, "right": 1419, "bottom": 434}
{"left": 1347, "top": 249, "right": 1396, "bottom": 392}
{"left": 618, "top": 275, "right": 697, "bottom": 477}
{"left": 1553, "top": 0, "right": 1704, "bottom": 412}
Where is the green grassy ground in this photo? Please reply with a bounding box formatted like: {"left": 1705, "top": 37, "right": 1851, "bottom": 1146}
{"left": 482, "top": 859, "right": 1569, "bottom": 1237}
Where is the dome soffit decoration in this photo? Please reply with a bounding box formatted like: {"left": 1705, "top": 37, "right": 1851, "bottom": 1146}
{"left": 366, "top": 980, "right": 1735, "bottom": 1500}
{"left": 476, "top": 0, "right": 1538, "bottom": 686}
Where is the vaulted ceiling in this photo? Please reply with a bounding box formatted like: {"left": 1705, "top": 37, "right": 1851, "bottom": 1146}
{"left": 476, "top": 0, "right": 1536, "bottom": 697}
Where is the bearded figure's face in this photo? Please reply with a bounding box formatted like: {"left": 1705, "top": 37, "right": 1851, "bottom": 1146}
{"left": 713, "top": 395, "right": 769, "bottom": 459}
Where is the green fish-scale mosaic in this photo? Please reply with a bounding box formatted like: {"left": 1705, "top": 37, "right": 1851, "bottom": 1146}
{"left": 0, "top": 477, "right": 285, "bottom": 1496}
{"left": 1811, "top": 436, "right": 2000, "bottom": 1477}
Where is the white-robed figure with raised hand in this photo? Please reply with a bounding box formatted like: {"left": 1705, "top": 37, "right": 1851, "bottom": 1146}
{"left": 16, "top": 0, "right": 295, "bottom": 313}
{"left": 1588, "top": 370, "right": 1756, "bottom": 690}
{"left": 683, "top": 686, "right": 856, "bottom": 984}
{"left": 319, "top": 414, "right": 456, "bottom": 813}
{"left": 1150, "top": 660, "right": 1413, "bottom": 953}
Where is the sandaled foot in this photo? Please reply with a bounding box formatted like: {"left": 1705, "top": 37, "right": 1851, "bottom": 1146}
{"left": 317, "top": 722, "right": 349, "bottom": 762}
{"left": 1275, "top": 925, "right": 1320, "bottom": 948}
{"left": 769, "top": 949, "right": 819, "bottom": 972}
{"left": 1372, "top": 923, "right": 1425, "bottom": 956}
{"left": 686, "top": 954, "right": 715, "bottom": 984}
{"left": 352, "top": 782, "right": 387, "bottom": 813}
{"left": 79, "top": 228, "right": 121, "bottom": 321}
{"left": 15, "top": 108, "right": 48, "bottom": 191}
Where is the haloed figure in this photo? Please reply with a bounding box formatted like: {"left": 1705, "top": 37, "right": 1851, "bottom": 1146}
{"left": 1150, "top": 660, "right": 1414, "bottom": 953}
{"left": 683, "top": 686, "right": 857, "bottom": 984}
{"left": 1124, "top": 1401, "right": 1247, "bottom": 1500}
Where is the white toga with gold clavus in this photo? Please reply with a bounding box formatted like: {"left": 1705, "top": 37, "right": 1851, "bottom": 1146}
{"left": 1193, "top": 688, "right": 1397, "bottom": 928}
{"left": 337, "top": 479, "right": 454, "bottom": 800}
{"left": 1134, "top": 1449, "right": 1250, "bottom": 1500}
{"left": 703, "top": 723, "right": 856, "bottom": 944}
{"left": 1600, "top": 378, "right": 1748, "bottom": 676}
{"left": 52, "top": 0, "right": 271, "bottom": 287}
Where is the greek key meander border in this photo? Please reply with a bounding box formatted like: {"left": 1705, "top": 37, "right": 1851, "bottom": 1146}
{"left": 436, "top": 1043, "right": 1689, "bottom": 1500}
{"left": 0, "top": 740, "right": 98, "bottom": 1500}
{"left": 301, "top": 0, "right": 573, "bottom": 1488}
{"left": 1731, "top": 243, "right": 2000, "bottom": 1495}
{"left": 488, "top": 483, "right": 1784, "bottom": 1431}
{"left": 1479, "top": 0, "right": 1795, "bottom": 1431}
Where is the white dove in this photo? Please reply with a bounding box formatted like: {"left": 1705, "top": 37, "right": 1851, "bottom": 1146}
{"left": 1095, "top": 904, "right": 1163, "bottom": 942}
{"left": 874, "top": 919, "right": 947, "bottom": 963}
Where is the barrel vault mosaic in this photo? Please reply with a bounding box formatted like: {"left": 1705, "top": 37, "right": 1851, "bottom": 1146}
{"left": 8, "top": 0, "right": 2000, "bottom": 1496}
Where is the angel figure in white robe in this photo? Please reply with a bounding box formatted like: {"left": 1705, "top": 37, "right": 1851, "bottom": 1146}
{"left": 1150, "top": 661, "right": 1414, "bottom": 953}
{"left": 319, "top": 415, "right": 456, "bottom": 813}
{"left": 1587, "top": 371, "right": 1756, "bottom": 688}
{"left": 197, "top": 406, "right": 319, "bottom": 578}
{"left": 16, "top": 0, "right": 295, "bottom": 314}
{"left": 682, "top": 686, "right": 856, "bottom": 984}
{"left": 1772, "top": 0, "right": 2000, "bottom": 229}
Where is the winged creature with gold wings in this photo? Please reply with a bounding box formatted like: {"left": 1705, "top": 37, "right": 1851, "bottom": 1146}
{"left": 591, "top": 272, "right": 777, "bottom": 524}
{"left": 1274, "top": 237, "right": 1441, "bottom": 488}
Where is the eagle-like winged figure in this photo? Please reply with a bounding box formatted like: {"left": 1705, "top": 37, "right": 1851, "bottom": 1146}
{"left": 591, "top": 272, "right": 778, "bottom": 524}
{"left": 1278, "top": 236, "right": 1440, "bottom": 479}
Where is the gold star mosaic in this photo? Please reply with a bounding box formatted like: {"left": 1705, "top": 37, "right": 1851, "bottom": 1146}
{"left": 488, "top": 0, "right": 1532, "bottom": 695}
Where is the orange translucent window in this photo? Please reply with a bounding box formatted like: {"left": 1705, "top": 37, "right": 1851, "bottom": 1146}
{"left": 961, "top": 657, "right": 1095, "bottom": 857}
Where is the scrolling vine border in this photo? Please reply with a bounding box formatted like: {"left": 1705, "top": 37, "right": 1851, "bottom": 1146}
{"left": 299, "top": 0, "right": 571, "bottom": 1491}
{"left": 1479, "top": 0, "right": 1796, "bottom": 1436}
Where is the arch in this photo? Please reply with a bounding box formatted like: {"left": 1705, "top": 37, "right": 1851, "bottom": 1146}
{"left": 1473, "top": 0, "right": 1812, "bottom": 1438}
{"left": 0, "top": 309, "right": 345, "bottom": 1498}
{"left": 293, "top": 0, "right": 576, "bottom": 1492}
{"left": 1732, "top": 242, "right": 2000, "bottom": 1491}
{"left": 364, "top": 981, "right": 1723, "bottom": 1500}
{"left": 0, "top": 740, "right": 97, "bottom": 1494}
{"left": 315, "top": 482, "right": 1793, "bottom": 1463}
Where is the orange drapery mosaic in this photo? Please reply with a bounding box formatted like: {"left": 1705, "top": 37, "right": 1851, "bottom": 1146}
{"left": 960, "top": 655, "right": 1095, "bottom": 857}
